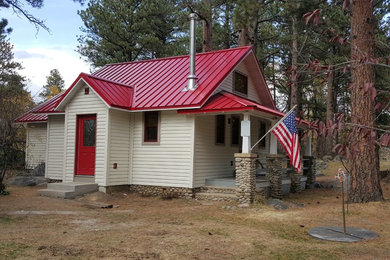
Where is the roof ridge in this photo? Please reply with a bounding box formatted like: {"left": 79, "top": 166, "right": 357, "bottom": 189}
{"left": 99, "top": 46, "right": 252, "bottom": 67}
{"left": 83, "top": 73, "right": 134, "bottom": 89}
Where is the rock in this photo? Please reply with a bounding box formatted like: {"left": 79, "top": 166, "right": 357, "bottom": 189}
{"left": 267, "top": 199, "right": 290, "bottom": 210}
{"left": 6, "top": 176, "right": 47, "bottom": 187}
{"left": 238, "top": 203, "right": 250, "bottom": 208}
{"left": 322, "top": 155, "right": 333, "bottom": 162}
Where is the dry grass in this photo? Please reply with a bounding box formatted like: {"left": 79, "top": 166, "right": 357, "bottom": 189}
{"left": 0, "top": 180, "right": 390, "bottom": 260}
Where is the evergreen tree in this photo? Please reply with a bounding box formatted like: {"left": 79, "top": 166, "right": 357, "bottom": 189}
{"left": 0, "top": 35, "right": 33, "bottom": 194}
{"left": 39, "top": 69, "right": 65, "bottom": 101}
{"left": 77, "top": 0, "right": 184, "bottom": 67}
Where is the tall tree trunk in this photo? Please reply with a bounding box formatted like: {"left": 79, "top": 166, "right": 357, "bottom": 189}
{"left": 202, "top": 0, "right": 212, "bottom": 52}
{"left": 290, "top": 16, "right": 298, "bottom": 111}
{"left": 326, "top": 69, "right": 335, "bottom": 154}
{"left": 223, "top": 1, "right": 231, "bottom": 49}
{"left": 238, "top": 26, "right": 249, "bottom": 46}
{"left": 349, "top": 0, "right": 383, "bottom": 202}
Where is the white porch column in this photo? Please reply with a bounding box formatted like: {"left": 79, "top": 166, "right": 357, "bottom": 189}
{"left": 241, "top": 113, "right": 251, "bottom": 153}
{"left": 269, "top": 119, "right": 278, "bottom": 154}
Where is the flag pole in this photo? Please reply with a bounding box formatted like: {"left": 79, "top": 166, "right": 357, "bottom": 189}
{"left": 250, "top": 105, "right": 297, "bottom": 152}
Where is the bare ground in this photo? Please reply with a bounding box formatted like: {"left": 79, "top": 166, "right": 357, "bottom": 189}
{"left": 1, "top": 176, "right": 390, "bottom": 259}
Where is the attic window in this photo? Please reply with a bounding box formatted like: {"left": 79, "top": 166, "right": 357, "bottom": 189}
{"left": 84, "top": 88, "right": 89, "bottom": 95}
{"left": 233, "top": 71, "right": 248, "bottom": 96}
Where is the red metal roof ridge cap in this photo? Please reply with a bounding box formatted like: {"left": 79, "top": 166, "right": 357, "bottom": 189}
{"left": 85, "top": 73, "right": 134, "bottom": 89}
{"left": 99, "top": 46, "right": 253, "bottom": 67}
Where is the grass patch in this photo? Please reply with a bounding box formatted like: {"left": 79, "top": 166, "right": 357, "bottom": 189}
{"left": 0, "top": 216, "right": 13, "bottom": 223}
{"left": 264, "top": 222, "right": 311, "bottom": 242}
{"left": 0, "top": 242, "right": 30, "bottom": 259}
{"left": 270, "top": 247, "right": 341, "bottom": 260}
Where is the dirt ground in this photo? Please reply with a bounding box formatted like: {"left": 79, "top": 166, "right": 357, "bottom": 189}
{"left": 1, "top": 159, "right": 390, "bottom": 260}
{"left": 0, "top": 178, "right": 389, "bottom": 260}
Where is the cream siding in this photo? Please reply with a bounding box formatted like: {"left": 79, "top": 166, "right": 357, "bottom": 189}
{"left": 193, "top": 115, "right": 239, "bottom": 187}
{"left": 46, "top": 115, "right": 65, "bottom": 180}
{"left": 63, "top": 84, "right": 109, "bottom": 186}
{"left": 107, "top": 110, "right": 131, "bottom": 186}
{"left": 214, "top": 57, "right": 262, "bottom": 103}
{"left": 131, "top": 111, "right": 193, "bottom": 187}
{"left": 25, "top": 123, "right": 47, "bottom": 169}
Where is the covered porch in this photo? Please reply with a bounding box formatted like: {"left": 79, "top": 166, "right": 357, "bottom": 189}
{"left": 180, "top": 91, "right": 315, "bottom": 202}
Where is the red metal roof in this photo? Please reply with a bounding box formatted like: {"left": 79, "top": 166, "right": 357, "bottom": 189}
{"left": 91, "top": 46, "right": 253, "bottom": 110}
{"left": 32, "top": 92, "right": 65, "bottom": 114}
{"left": 179, "top": 91, "right": 311, "bottom": 126}
{"left": 14, "top": 93, "right": 66, "bottom": 123}
{"left": 178, "top": 91, "right": 285, "bottom": 117}
{"left": 14, "top": 112, "right": 48, "bottom": 123}
{"left": 80, "top": 74, "right": 133, "bottom": 109}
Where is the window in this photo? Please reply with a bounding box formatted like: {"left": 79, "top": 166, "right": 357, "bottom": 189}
{"left": 259, "top": 121, "right": 267, "bottom": 148}
{"left": 144, "top": 111, "right": 159, "bottom": 142}
{"left": 216, "top": 115, "right": 225, "bottom": 144}
{"left": 231, "top": 116, "right": 240, "bottom": 145}
{"left": 83, "top": 119, "right": 96, "bottom": 147}
{"left": 234, "top": 71, "right": 248, "bottom": 95}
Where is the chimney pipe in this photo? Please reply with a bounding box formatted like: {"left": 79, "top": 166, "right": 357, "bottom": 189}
{"left": 186, "top": 13, "right": 197, "bottom": 91}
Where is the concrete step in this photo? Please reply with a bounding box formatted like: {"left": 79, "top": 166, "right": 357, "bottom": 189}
{"left": 195, "top": 192, "right": 237, "bottom": 202}
{"left": 39, "top": 182, "right": 98, "bottom": 199}
{"left": 47, "top": 182, "right": 98, "bottom": 195}
{"left": 37, "top": 189, "right": 76, "bottom": 199}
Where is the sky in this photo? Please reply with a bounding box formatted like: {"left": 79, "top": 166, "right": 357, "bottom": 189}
{"left": 2, "top": 1, "right": 91, "bottom": 101}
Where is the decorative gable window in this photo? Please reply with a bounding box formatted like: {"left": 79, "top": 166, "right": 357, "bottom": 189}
{"left": 216, "top": 115, "right": 225, "bottom": 144}
{"left": 233, "top": 71, "right": 248, "bottom": 95}
{"left": 144, "top": 111, "right": 159, "bottom": 142}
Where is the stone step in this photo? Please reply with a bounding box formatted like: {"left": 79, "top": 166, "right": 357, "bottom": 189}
{"left": 37, "top": 189, "right": 76, "bottom": 199}
{"left": 47, "top": 182, "right": 98, "bottom": 195}
{"left": 195, "top": 192, "right": 237, "bottom": 202}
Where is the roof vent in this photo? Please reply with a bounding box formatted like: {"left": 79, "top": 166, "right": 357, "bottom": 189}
{"left": 185, "top": 13, "right": 197, "bottom": 91}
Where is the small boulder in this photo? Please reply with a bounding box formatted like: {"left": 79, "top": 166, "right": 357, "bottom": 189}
{"left": 267, "top": 199, "right": 290, "bottom": 210}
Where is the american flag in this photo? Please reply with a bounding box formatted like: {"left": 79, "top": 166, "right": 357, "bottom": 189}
{"left": 272, "top": 110, "right": 301, "bottom": 172}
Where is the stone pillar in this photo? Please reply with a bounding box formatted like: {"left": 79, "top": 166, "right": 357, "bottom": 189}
{"left": 235, "top": 153, "right": 257, "bottom": 204}
{"left": 266, "top": 154, "right": 284, "bottom": 199}
{"left": 288, "top": 169, "right": 301, "bottom": 193}
{"left": 303, "top": 156, "right": 316, "bottom": 188}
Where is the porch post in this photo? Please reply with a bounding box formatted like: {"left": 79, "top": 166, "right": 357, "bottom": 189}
{"left": 235, "top": 153, "right": 257, "bottom": 205}
{"left": 269, "top": 120, "right": 278, "bottom": 154}
{"left": 241, "top": 113, "right": 251, "bottom": 153}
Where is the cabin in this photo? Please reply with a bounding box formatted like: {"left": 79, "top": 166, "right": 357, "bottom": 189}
{"left": 15, "top": 45, "right": 315, "bottom": 202}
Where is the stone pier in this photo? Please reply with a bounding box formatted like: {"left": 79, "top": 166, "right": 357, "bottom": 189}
{"left": 303, "top": 156, "right": 316, "bottom": 188}
{"left": 266, "top": 154, "right": 284, "bottom": 199}
{"left": 235, "top": 153, "right": 257, "bottom": 204}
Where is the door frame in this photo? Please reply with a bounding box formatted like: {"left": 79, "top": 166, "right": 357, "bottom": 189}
{"left": 74, "top": 114, "right": 97, "bottom": 176}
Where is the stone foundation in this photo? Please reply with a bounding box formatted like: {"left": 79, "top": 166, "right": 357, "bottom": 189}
{"left": 266, "top": 154, "right": 284, "bottom": 199}
{"left": 235, "top": 153, "right": 257, "bottom": 204}
{"left": 129, "top": 184, "right": 194, "bottom": 199}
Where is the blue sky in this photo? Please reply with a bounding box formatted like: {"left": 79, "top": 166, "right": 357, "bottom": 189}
{"left": 3, "top": 1, "right": 91, "bottom": 100}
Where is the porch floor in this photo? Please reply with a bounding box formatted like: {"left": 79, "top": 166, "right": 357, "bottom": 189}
{"left": 205, "top": 176, "right": 292, "bottom": 188}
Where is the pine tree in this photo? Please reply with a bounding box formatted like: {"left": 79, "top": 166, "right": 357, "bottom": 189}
{"left": 77, "top": 0, "right": 184, "bottom": 67}
{"left": 39, "top": 69, "right": 65, "bottom": 101}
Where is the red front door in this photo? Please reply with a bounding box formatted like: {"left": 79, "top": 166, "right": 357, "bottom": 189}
{"left": 75, "top": 115, "right": 96, "bottom": 176}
